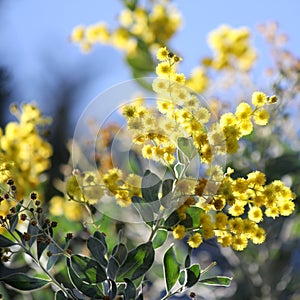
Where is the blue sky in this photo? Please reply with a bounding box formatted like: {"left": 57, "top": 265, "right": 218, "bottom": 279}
{"left": 1, "top": 0, "right": 299, "bottom": 126}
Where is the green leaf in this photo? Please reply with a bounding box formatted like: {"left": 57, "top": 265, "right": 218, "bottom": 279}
{"left": 126, "top": 43, "right": 154, "bottom": 73}
{"left": 185, "top": 254, "right": 191, "bottom": 268}
{"left": 161, "top": 179, "right": 174, "bottom": 208}
{"left": 199, "top": 276, "right": 232, "bottom": 287}
{"left": 9, "top": 200, "right": 23, "bottom": 231}
{"left": 0, "top": 273, "right": 49, "bottom": 291}
{"left": 67, "top": 258, "right": 104, "bottom": 298}
{"left": 55, "top": 290, "right": 68, "bottom": 300}
{"left": 118, "top": 242, "right": 154, "bottom": 281}
{"left": 177, "top": 137, "right": 197, "bottom": 161}
{"left": 141, "top": 170, "right": 161, "bottom": 212}
{"left": 152, "top": 229, "right": 168, "bottom": 249}
{"left": 164, "top": 210, "right": 180, "bottom": 228}
{"left": 132, "top": 196, "right": 154, "bottom": 223}
{"left": 180, "top": 213, "right": 193, "bottom": 228}
{"left": 186, "top": 264, "right": 201, "bottom": 287}
{"left": 163, "top": 245, "right": 180, "bottom": 292}
{"left": 185, "top": 206, "right": 204, "bottom": 228}
{"left": 123, "top": 0, "right": 137, "bottom": 10}
{"left": 0, "top": 234, "right": 16, "bottom": 247}
{"left": 178, "top": 270, "right": 186, "bottom": 285}
{"left": 124, "top": 278, "right": 136, "bottom": 300}
{"left": 87, "top": 236, "right": 108, "bottom": 268}
{"left": 70, "top": 254, "right": 106, "bottom": 283}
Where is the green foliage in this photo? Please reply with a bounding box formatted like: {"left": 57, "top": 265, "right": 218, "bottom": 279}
{"left": 163, "top": 245, "right": 180, "bottom": 292}
{"left": 0, "top": 273, "right": 49, "bottom": 291}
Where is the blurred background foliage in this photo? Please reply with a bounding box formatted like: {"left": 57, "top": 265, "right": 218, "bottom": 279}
{"left": 0, "top": 0, "right": 300, "bottom": 299}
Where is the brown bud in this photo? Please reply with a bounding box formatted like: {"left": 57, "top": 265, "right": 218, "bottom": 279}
{"left": 51, "top": 221, "right": 58, "bottom": 228}
{"left": 66, "top": 233, "right": 73, "bottom": 241}
{"left": 23, "top": 232, "right": 31, "bottom": 241}
{"left": 30, "top": 192, "right": 38, "bottom": 200}
{"left": 36, "top": 207, "right": 43, "bottom": 214}
{"left": 7, "top": 179, "right": 14, "bottom": 185}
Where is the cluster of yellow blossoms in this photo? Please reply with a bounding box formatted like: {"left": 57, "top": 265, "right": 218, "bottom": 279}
{"left": 70, "top": 2, "right": 181, "bottom": 55}
{"left": 0, "top": 104, "right": 52, "bottom": 221}
{"left": 62, "top": 168, "right": 142, "bottom": 212}
{"left": 61, "top": 47, "right": 295, "bottom": 252}
{"left": 174, "top": 168, "right": 295, "bottom": 251}
{"left": 203, "top": 25, "right": 257, "bottom": 71}
{"left": 120, "top": 47, "right": 295, "bottom": 250}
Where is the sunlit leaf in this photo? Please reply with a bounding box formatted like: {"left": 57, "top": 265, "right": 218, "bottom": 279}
{"left": 70, "top": 254, "right": 106, "bottom": 283}
{"left": 0, "top": 234, "right": 16, "bottom": 247}
{"left": 67, "top": 258, "right": 104, "bottom": 298}
{"left": 118, "top": 242, "right": 154, "bottom": 281}
{"left": 186, "top": 264, "right": 201, "bottom": 287}
{"left": 163, "top": 245, "right": 180, "bottom": 292}
{"left": 152, "top": 229, "right": 168, "bottom": 249}
{"left": 199, "top": 276, "right": 232, "bottom": 287}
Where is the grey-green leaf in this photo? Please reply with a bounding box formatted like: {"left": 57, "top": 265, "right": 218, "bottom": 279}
{"left": 47, "top": 243, "right": 61, "bottom": 271}
{"left": 161, "top": 179, "right": 173, "bottom": 208}
{"left": 9, "top": 200, "right": 23, "bottom": 231}
{"left": 177, "top": 137, "right": 197, "bottom": 160}
{"left": 163, "top": 245, "right": 180, "bottom": 292}
{"left": 87, "top": 236, "right": 108, "bottom": 268}
{"left": 124, "top": 278, "right": 136, "bottom": 300}
{"left": 141, "top": 170, "right": 161, "bottom": 212}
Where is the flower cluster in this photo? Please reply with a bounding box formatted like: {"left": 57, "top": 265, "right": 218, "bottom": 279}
{"left": 62, "top": 47, "right": 296, "bottom": 253}
{"left": 70, "top": 1, "right": 181, "bottom": 55}
{"left": 203, "top": 25, "right": 257, "bottom": 71}
{"left": 120, "top": 47, "right": 295, "bottom": 251}
{"left": 0, "top": 104, "right": 52, "bottom": 220}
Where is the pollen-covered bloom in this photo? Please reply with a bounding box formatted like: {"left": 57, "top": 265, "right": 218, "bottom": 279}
{"left": 188, "top": 233, "right": 203, "bottom": 248}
